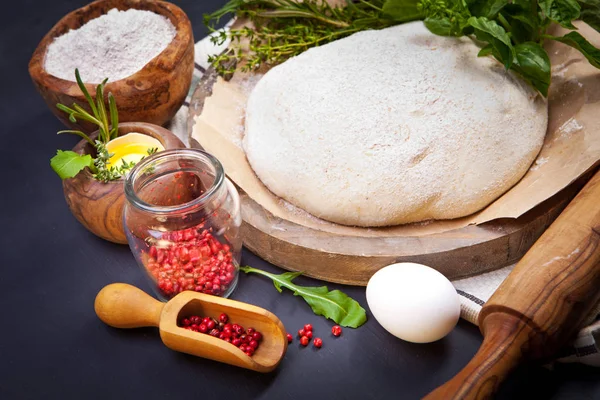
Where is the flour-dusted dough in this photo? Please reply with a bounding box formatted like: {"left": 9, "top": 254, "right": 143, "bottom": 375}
{"left": 244, "top": 22, "right": 548, "bottom": 227}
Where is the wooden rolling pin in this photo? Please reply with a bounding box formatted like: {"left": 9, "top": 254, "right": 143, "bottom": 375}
{"left": 425, "top": 170, "right": 600, "bottom": 399}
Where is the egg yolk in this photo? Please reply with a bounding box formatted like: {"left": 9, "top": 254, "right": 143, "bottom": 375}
{"left": 108, "top": 143, "right": 155, "bottom": 166}
{"left": 105, "top": 133, "right": 164, "bottom": 168}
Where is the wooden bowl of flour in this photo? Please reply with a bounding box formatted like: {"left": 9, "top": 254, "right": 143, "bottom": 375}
{"left": 29, "top": 0, "right": 194, "bottom": 132}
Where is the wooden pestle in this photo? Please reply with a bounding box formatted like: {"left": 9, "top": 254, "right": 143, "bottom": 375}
{"left": 425, "top": 170, "right": 600, "bottom": 399}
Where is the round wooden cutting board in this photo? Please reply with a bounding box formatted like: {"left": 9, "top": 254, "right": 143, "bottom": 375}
{"left": 188, "top": 68, "right": 581, "bottom": 286}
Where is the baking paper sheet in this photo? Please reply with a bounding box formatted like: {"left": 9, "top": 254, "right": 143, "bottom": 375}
{"left": 191, "top": 22, "right": 600, "bottom": 237}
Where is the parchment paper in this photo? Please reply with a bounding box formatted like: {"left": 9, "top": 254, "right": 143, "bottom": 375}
{"left": 192, "top": 22, "right": 600, "bottom": 237}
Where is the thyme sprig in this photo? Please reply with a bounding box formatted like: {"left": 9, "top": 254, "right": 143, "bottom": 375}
{"left": 93, "top": 144, "right": 157, "bottom": 183}
{"left": 204, "top": 0, "right": 600, "bottom": 96}
{"left": 205, "top": 0, "right": 398, "bottom": 76}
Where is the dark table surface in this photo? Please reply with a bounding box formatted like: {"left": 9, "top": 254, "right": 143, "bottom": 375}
{"left": 2, "top": 1, "right": 599, "bottom": 399}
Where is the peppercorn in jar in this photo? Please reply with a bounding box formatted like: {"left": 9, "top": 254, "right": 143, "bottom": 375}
{"left": 123, "top": 149, "right": 242, "bottom": 300}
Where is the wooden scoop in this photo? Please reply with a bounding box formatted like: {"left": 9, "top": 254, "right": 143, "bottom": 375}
{"left": 94, "top": 283, "right": 288, "bottom": 372}
{"left": 425, "top": 170, "right": 600, "bottom": 399}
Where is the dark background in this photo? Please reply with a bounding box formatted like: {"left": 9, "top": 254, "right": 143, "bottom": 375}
{"left": 1, "top": 0, "right": 599, "bottom": 399}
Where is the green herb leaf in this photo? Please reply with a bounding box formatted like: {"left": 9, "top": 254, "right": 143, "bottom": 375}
{"left": 424, "top": 17, "right": 456, "bottom": 35}
{"left": 579, "top": 0, "right": 600, "bottom": 6}
{"left": 56, "top": 71, "right": 119, "bottom": 148}
{"left": 478, "top": 43, "right": 494, "bottom": 56}
{"left": 96, "top": 79, "right": 109, "bottom": 143}
{"left": 539, "top": 0, "right": 580, "bottom": 29}
{"left": 75, "top": 68, "right": 98, "bottom": 117}
{"left": 469, "top": 0, "right": 508, "bottom": 18}
{"left": 507, "top": 10, "right": 540, "bottom": 43}
{"left": 240, "top": 266, "right": 367, "bottom": 328}
{"left": 108, "top": 93, "right": 119, "bottom": 140}
{"left": 382, "top": 0, "right": 425, "bottom": 22}
{"left": 50, "top": 150, "right": 94, "bottom": 180}
{"left": 203, "top": 0, "right": 600, "bottom": 97}
{"left": 546, "top": 31, "right": 600, "bottom": 68}
{"left": 511, "top": 42, "right": 551, "bottom": 96}
{"left": 580, "top": 7, "right": 600, "bottom": 32}
{"left": 57, "top": 130, "right": 94, "bottom": 146}
{"left": 420, "top": 0, "right": 473, "bottom": 36}
{"left": 468, "top": 16, "right": 514, "bottom": 68}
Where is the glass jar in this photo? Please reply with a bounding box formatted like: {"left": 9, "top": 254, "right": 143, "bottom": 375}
{"left": 123, "top": 148, "right": 242, "bottom": 300}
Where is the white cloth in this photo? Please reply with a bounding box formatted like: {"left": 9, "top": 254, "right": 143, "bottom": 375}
{"left": 454, "top": 265, "right": 600, "bottom": 366}
{"left": 169, "top": 29, "right": 600, "bottom": 367}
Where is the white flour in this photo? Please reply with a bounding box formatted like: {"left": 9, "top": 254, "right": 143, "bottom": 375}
{"left": 530, "top": 156, "right": 549, "bottom": 171}
{"left": 231, "top": 74, "right": 263, "bottom": 149}
{"left": 45, "top": 8, "right": 176, "bottom": 83}
{"left": 559, "top": 118, "right": 584, "bottom": 138}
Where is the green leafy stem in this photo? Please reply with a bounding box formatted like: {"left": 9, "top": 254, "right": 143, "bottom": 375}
{"left": 50, "top": 69, "right": 128, "bottom": 182}
{"left": 204, "top": 0, "right": 600, "bottom": 96}
{"left": 240, "top": 266, "right": 368, "bottom": 328}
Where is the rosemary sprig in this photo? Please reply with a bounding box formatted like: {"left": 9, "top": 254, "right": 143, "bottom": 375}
{"left": 51, "top": 69, "right": 124, "bottom": 182}
{"left": 51, "top": 70, "right": 162, "bottom": 182}
{"left": 55, "top": 69, "right": 118, "bottom": 145}
{"left": 205, "top": 0, "right": 396, "bottom": 76}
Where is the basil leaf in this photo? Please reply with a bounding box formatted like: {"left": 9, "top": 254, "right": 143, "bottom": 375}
{"left": 50, "top": 150, "right": 94, "bottom": 180}
{"left": 547, "top": 31, "right": 600, "bottom": 68}
{"left": 539, "top": 0, "right": 580, "bottom": 29}
{"left": 240, "top": 266, "right": 368, "bottom": 328}
{"left": 577, "top": 0, "right": 600, "bottom": 32}
{"left": 580, "top": 8, "right": 600, "bottom": 32}
{"left": 470, "top": 0, "right": 509, "bottom": 18}
{"left": 511, "top": 42, "right": 551, "bottom": 96}
{"left": 478, "top": 43, "right": 494, "bottom": 56}
{"left": 510, "top": 17, "right": 537, "bottom": 43}
{"left": 578, "top": 0, "right": 600, "bottom": 6}
{"left": 382, "top": 0, "right": 425, "bottom": 21}
{"left": 468, "top": 16, "right": 514, "bottom": 68}
{"left": 508, "top": 11, "right": 540, "bottom": 30}
{"left": 503, "top": 0, "right": 541, "bottom": 41}
{"left": 424, "top": 17, "right": 456, "bottom": 35}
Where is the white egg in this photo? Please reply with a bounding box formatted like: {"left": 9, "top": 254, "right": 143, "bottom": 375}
{"left": 366, "top": 262, "right": 460, "bottom": 343}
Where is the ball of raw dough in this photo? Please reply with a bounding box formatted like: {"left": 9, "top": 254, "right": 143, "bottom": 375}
{"left": 244, "top": 21, "right": 547, "bottom": 226}
{"left": 366, "top": 262, "right": 461, "bottom": 343}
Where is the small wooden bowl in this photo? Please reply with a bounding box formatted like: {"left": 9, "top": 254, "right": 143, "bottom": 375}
{"left": 29, "top": 0, "right": 194, "bottom": 132}
{"left": 63, "top": 122, "right": 185, "bottom": 244}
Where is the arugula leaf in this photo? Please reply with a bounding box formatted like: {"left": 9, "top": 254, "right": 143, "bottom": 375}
{"left": 468, "top": 16, "right": 514, "bottom": 68}
{"left": 240, "top": 266, "right": 367, "bottom": 328}
{"left": 382, "top": 0, "right": 425, "bottom": 21}
{"left": 50, "top": 150, "right": 94, "bottom": 180}
{"left": 511, "top": 42, "right": 552, "bottom": 96}
{"left": 539, "top": 0, "right": 581, "bottom": 29}
{"left": 546, "top": 31, "right": 600, "bottom": 68}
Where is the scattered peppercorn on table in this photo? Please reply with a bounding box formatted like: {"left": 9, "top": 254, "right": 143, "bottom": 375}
{"left": 2, "top": 0, "right": 600, "bottom": 399}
